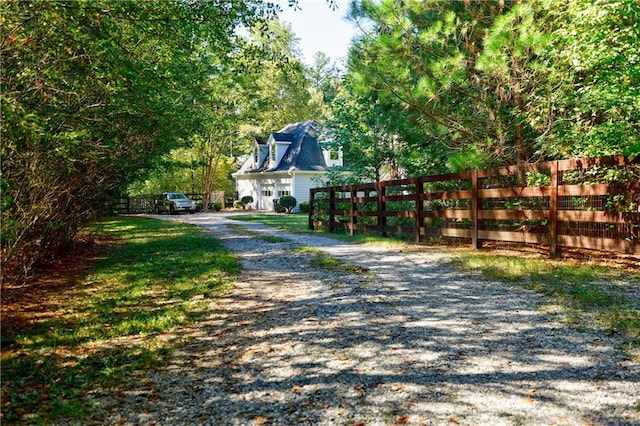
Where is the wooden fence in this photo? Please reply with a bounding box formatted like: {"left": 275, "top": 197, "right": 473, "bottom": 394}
{"left": 111, "top": 193, "right": 204, "bottom": 215}
{"left": 308, "top": 155, "right": 640, "bottom": 257}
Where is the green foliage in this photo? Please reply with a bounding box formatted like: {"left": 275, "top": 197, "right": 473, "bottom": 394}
{"left": 1, "top": 217, "right": 239, "bottom": 422}
{"left": 241, "top": 195, "right": 254, "bottom": 205}
{"left": 299, "top": 201, "right": 310, "bottom": 213}
{"left": 278, "top": 195, "right": 297, "bottom": 213}
{"left": 332, "top": 0, "right": 639, "bottom": 179}
{"left": 1, "top": 0, "right": 271, "bottom": 279}
{"left": 244, "top": 18, "right": 333, "bottom": 133}
{"left": 544, "top": 0, "right": 640, "bottom": 158}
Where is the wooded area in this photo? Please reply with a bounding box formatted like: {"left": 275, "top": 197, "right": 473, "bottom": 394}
{"left": 309, "top": 155, "right": 640, "bottom": 256}
{"left": 2, "top": 0, "right": 639, "bottom": 281}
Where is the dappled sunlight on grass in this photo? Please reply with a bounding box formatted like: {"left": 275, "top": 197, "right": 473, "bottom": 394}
{"left": 450, "top": 253, "right": 640, "bottom": 356}
{"left": 1, "top": 216, "right": 240, "bottom": 423}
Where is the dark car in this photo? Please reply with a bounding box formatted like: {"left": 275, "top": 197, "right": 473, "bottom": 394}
{"left": 155, "top": 192, "right": 196, "bottom": 214}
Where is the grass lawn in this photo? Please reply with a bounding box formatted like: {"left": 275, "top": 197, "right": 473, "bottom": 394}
{"left": 228, "top": 213, "right": 410, "bottom": 245}
{"left": 1, "top": 216, "right": 239, "bottom": 423}
{"left": 227, "top": 212, "right": 312, "bottom": 234}
{"left": 229, "top": 213, "right": 640, "bottom": 358}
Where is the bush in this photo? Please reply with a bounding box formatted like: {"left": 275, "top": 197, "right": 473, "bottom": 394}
{"left": 233, "top": 200, "right": 245, "bottom": 209}
{"left": 209, "top": 202, "right": 222, "bottom": 211}
{"left": 299, "top": 201, "right": 310, "bottom": 213}
{"left": 273, "top": 199, "right": 286, "bottom": 213}
{"left": 241, "top": 195, "right": 253, "bottom": 204}
{"left": 278, "top": 195, "right": 297, "bottom": 213}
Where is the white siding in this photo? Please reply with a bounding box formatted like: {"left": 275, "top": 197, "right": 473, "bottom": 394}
{"left": 236, "top": 173, "right": 328, "bottom": 212}
{"left": 236, "top": 177, "right": 259, "bottom": 209}
{"left": 292, "top": 172, "right": 328, "bottom": 212}
{"left": 237, "top": 175, "right": 295, "bottom": 211}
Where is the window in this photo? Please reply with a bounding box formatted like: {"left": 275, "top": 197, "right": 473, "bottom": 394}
{"left": 278, "top": 190, "right": 290, "bottom": 197}
{"left": 270, "top": 144, "right": 276, "bottom": 162}
{"left": 253, "top": 147, "right": 258, "bottom": 164}
{"left": 329, "top": 150, "right": 339, "bottom": 160}
{"left": 262, "top": 189, "right": 273, "bottom": 197}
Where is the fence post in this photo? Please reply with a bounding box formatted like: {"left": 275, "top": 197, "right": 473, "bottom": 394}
{"left": 377, "top": 181, "right": 387, "bottom": 237}
{"left": 350, "top": 186, "right": 357, "bottom": 236}
{"left": 308, "top": 189, "right": 315, "bottom": 230}
{"left": 329, "top": 188, "right": 336, "bottom": 233}
{"left": 414, "top": 178, "right": 423, "bottom": 243}
{"left": 471, "top": 171, "right": 480, "bottom": 249}
{"left": 549, "top": 161, "right": 559, "bottom": 258}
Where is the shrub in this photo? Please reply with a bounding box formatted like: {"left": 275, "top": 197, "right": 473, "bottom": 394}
{"left": 273, "top": 199, "right": 286, "bottom": 213}
{"left": 210, "top": 202, "right": 222, "bottom": 211}
{"left": 278, "top": 195, "right": 297, "bottom": 213}
{"left": 233, "top": 200, "right": 245, "bottom": 209}
{"left": 299, "top": 201, "right": 310, "bottom": 213}
{"left": 241, "top": 195, "right": 253, "bottom": 204}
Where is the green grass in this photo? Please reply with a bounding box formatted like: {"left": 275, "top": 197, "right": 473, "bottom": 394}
{"left": 1, "top": 217, "right": 239, "bottom": 424}
{"left": 227, "top": 223, "right": 289, "bottom": 243}
{"left": 293, "top": 246, "right": 370, "bottom": 274}
{"left": 228, "top": 213, "right": 312, "bottom": 234}
{"left": 228, "top": 213, "right": 407, "bottom": 246}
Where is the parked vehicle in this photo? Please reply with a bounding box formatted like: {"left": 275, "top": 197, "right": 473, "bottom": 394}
{"left": 155, "top": 192, "right": 196, "bottom": 214}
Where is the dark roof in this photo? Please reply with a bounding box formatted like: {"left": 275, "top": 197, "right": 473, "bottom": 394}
{"left": 237, "top": 121, "right": 328, "bottom": 174}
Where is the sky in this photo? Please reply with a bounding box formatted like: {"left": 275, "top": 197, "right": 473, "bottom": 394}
{"left": 275, "top": 0, "right": 361, "bottom": 66}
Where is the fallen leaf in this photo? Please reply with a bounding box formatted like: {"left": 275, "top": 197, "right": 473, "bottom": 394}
{"left": 254, "top": 416, "right": 268, "bottom": 425}
{"left": 395, "top": 414, "right": 410, "bottom": 423}
{"left": 293, "top": 385, "right": 304, "bottom": 392}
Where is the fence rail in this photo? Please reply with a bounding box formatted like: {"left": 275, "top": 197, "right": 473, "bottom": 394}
{"left": 111, "top": 193, "right": 204, "bottom": 215}
{"left": 308, "top": 155, "right": 640, "bottom": 257}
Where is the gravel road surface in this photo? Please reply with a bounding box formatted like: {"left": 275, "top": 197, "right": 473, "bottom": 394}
{"left": 94, "top": 212, "right": 639, "bottom": 425}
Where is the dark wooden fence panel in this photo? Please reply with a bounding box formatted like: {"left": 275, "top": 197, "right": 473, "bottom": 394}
{"left": 309, "top": 155, "right": 640, "bottom": 256}
{"left": 111, "top": 193, "right": 204, "bottom": 215}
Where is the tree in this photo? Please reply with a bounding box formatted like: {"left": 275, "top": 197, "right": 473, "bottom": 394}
{"left": 540, "top": 0, "right": 640, "bottom": 158}
{"left": 346, "top": 0, "right": 558, "bottom": 168}
{"left": 328, "top": 85, "right": 411, "bottom": 184}
{"left": 1, "top": 0, "right": 272, "bottom": 279}
{"left": 306, "top": 52, "right": 342, "bottom": 107}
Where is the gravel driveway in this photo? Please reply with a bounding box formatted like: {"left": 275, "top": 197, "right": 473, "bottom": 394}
{"left": 96, "top": 213, "right": 639, "bottom": 425}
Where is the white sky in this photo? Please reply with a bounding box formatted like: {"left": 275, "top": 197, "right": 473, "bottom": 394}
{"left": 275, "top": 0, "right": 361, "bottom": 66}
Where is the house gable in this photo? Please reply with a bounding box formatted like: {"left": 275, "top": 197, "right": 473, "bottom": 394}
{"left": 233, "top": 120, "right": 342, "bottom": 211}
{"left": 268, "top": 132, "right": 293, "bottom": 169}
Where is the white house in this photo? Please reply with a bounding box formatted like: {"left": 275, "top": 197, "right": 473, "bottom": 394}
{"left": 232, "top": 121, "right": 342, "bottom": 212}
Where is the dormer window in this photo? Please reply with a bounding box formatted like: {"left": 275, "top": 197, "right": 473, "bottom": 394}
{"left": 323, "top": 147, "right": 343, "bottom": 167}
{"left": 253, "top": 146, "right": 259, "bottom": 164}
{"left": 270, "top": 144, "right": 276, "bottom": 162}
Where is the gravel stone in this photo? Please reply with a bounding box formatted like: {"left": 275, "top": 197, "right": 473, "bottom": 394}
{"left": 89, "top": 212, "right": 639, "bottom": 426}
